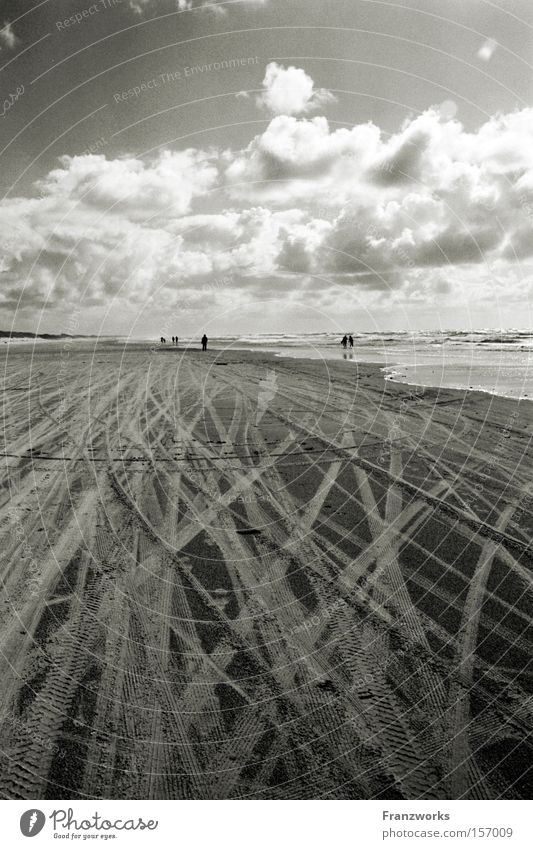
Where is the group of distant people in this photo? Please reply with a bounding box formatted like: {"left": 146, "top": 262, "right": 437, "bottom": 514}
{"left": 160, "top": 333, "right": 352, "bottom": 352}
{"left": 159, "top": 334, "right": 208, "bottom": 350}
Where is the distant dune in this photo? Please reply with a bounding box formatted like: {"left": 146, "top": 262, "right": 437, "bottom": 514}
{"left": 0, "top": 331, "right": 96, "bottom": 340}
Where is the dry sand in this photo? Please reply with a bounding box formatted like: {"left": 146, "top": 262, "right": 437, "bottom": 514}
{"left": 0, "top": 341, "right": 531, "bottom": 799}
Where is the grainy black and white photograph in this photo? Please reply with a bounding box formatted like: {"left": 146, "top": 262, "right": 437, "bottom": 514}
{"left": 0, "top": 0, "right": 532, "bottom": 814}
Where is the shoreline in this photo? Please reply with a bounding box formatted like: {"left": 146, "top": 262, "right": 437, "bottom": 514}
{"left": 168, "top": 343, "right": 533, "bottom": 406}
{"left": 382, "top": 366, "right": 533, "bottom": 404}
{"left": 3, "top": 336, "right": 532, "bottom": 407}
{"left": 2, "top": 336, "right": 531, "bottom": 404}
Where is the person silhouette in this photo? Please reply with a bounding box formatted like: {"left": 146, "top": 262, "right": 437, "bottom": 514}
{"left": 175, "top": 335, "right": 178, "bottom": 347}
{"left": 201, "top": 334, "right": 208, "bottom": 351}
{"left": 349, "top": 335, "right": 354, "bottom": 348}
{"left": 171, "top": 336, "right": 174, "bottom": 345}
{"left": 341, "top": 335, "right": 348, "bottom": 349}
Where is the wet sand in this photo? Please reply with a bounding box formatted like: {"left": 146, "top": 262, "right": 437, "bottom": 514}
{"left": 0, "top": 341, "right": 532, "bottom": 799}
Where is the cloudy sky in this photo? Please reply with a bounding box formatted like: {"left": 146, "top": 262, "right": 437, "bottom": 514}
{"left": 1, "top": 0, "right": 533, "bottom": 336}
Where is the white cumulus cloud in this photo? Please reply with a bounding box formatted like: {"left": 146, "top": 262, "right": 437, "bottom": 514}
{"left": 256, "top": 62, "right": 337, "bottom": 116}
{"left": 477, "top": 37, "right": 497, "bottom": 62}
{"left": 0, "top": 22, "right": 18, "bottom": 50}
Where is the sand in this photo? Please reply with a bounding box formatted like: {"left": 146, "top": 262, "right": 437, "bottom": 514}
{"left": 0, "top": 341, "right": 531, "bottom": 800}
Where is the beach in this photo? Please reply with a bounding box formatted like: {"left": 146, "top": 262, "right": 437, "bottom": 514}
{"left": 0, "top": 341, "right": 531, "bottom": 800}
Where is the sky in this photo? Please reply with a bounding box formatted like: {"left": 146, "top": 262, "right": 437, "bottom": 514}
{"left": 1, "top": 0, "right": 533, "bottom": 336}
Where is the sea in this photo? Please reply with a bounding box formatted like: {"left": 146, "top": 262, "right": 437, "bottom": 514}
{"left": 179, "top": 330, "right": 533, "bottom": 401}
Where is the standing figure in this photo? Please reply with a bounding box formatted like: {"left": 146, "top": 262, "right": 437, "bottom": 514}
{"left": 201, "top": 334, "right": 208, "bottom": 351}
{"left": 175, "top": 335, "right": 178, "bottom": 347}
{"left": 349, "top": 335, "right": 354, "bottom": 348}
{"left": 341, "top": 335, "right": 348, "bottom": 349}
{"left": 161, "top": 336, "right": 166, "bottom": 344}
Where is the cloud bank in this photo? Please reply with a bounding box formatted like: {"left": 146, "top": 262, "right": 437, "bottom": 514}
{"left": 130, "top": 0, "right": 268, "bottom": 14}
{"left": 2, "top": 65, "right": 532, "bottom": 320}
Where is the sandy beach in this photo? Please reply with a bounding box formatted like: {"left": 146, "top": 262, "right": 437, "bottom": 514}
{"left": 0, "top": 341, "right": 531, "bottom": 800}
